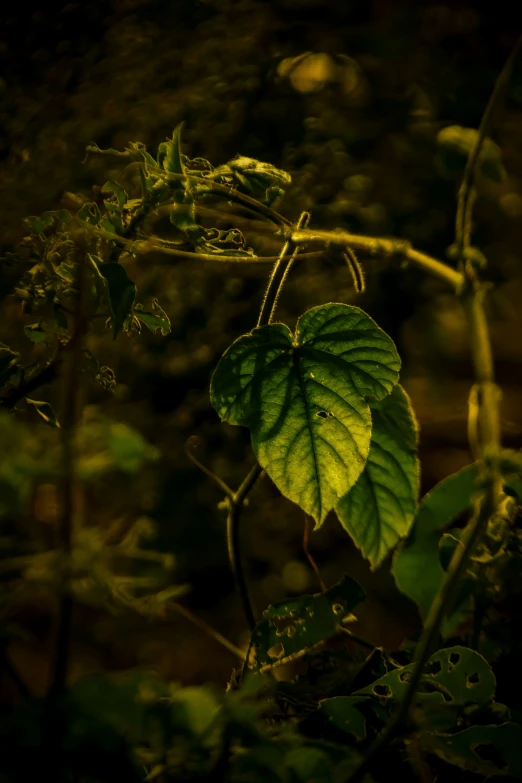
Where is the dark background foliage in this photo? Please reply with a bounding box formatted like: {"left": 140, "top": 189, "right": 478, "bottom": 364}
{"left": 1, "top": 0, "right": 522, "bottom": 695}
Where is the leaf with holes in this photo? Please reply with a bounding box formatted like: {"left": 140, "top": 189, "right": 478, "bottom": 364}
{"left": 336, "top": 384, "right": 419, "bottom": 569}
{"left": 392, "top": 464, "right": 478, "bottom": 628}
{"left": 353, "top": 646, "right": 495, "bottom": 724}
{"left": 211, "top": 303, "right": 400, "bottom": 524}
{"left": 420, "top": 723, "right": 522, "bottom": 779}
{"left": 97, "top": 262, "right": 136, "bottom": 339}
{"left": 251, "top": 574, "right": 365, "bottom": 670}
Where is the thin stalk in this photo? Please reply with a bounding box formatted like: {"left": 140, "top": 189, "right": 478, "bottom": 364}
{"left": 291, "top": 229, "right": 464, "bottom": 290}
{"left": 168, "top": 603, "right": 245, "bottom": 661}
{"left": 456, "top": 35, "right": 522, "bottom": 259}
{"left": 48, "top": 255, "right": 89, "bottom": 700}
{"left": 257, "top": 211, "right": 310, "bottom": 326}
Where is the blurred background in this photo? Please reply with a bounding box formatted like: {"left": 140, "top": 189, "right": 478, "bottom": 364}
{"left": 1, "top": 0, "right": 522, "bottom": 695}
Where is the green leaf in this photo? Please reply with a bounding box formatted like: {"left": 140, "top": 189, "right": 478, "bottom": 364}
{"left": 97, "top": 263, "right": 136, "bottom": 338}
{"left": 314, "top": 696, "right": 368, "bottom": 741}
{"left": 0, "top": 343, "right": 20, "bottom": 387}
{"left": 77, "top": 202, "right": 101, "bottom": 226}
{"left": 392, "top": 464, "right": 478, "bottom": 623}
{"left": 134, "top": 300, "right": 171, "bottom": 336}
{"left": 26, "top": 399, "right": 60, "bottom": 428}
{"left": 211, "top": 303, "right": 400, "bottom": 524}
{"left": 354, "top": 646, "right": 496, "bottom": 721}
{"left": 157, "top": 122, "right": 185, "bottom": 178}
{"left": 102, "top": 181, "right": 128, "bottom": 212}
{"left": 24, "top": 324, "right": 49, "bottom": 345}
{"left": 420, "top": 723, "right": 522, "bottom": 778}
{"left": 107, "top": 422, "right": 159, "bottom": 472}
{"left": 336, "top": 384, "right": 419, "bottom": 569}
{"left": 23, "top": 210, "right": 71, "bottom": 235}
{"left": 251, "top": 573, "right": 365, "bottom": 669}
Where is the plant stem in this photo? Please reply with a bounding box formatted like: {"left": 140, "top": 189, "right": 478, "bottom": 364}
{"left": 226, "top": 464, "right": 263, "bottom": 632}
{"left": 455, "top": 34, "right": 522, "bottom": 259}
{"left": 257, "top": 211, "right": 310, "bottom": 326}
{"left": 168, "top": 602, "right": 245, "bottom": 661}
{"left": 291, "top": 228, "right": 464, "bottom": 290}
{"left": 48, "top": 258, "right": 89, "bottom": 700}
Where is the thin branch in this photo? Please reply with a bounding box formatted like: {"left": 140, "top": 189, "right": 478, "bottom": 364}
{"left": 0, "top": 355, "right": 61, "bottom": 410}
{"left": 168, "top": 602, "right": 245, "bottom": 661}
{"left": 1, "top": 651, "right": 31, "bottom": 699}
{"left": 185, "top": 437, "right": 234, "bottom": 500}
{"left": 291, "top": 229, "right": 464, "bottom": 290}
{"left": 131, "top": 162, "right": 292, "bottom": 229}
{"left": 456, "top": 34, "right": 522, "bottom": 259}
{"left": 226, "top": 464, "right": 263, "bottom": 632}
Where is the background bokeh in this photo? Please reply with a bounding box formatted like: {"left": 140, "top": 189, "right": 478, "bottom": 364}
{"left": 1, "top": 0, "right": 522, "bottom": 694}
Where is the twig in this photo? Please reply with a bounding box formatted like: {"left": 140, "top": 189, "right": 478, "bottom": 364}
{"left": 290, "top": 229, "right": 463, "bottom": 290}
{"left": 185, "top": 436, "right": 234, "bottom": 500}
{"left": 226, "top": 464, "right": 263, "bottom": 632}
{"left": 456, "top": 34, "right": 522, "bottom": 260}
{"left": 168, "top": 602, "right": 245, "bottom": 661}
{"left": 1, "top": 651, "right": 31, "bottom": 699}
{"left": 0, "top": 355, "right": 61, "bottom": 410}
{"left": 303, "top": 515, "right": 326, "bottom": 592}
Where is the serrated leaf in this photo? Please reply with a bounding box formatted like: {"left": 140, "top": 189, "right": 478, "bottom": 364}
{"left": 336, "top": 384, "right": 419, "bottom": 569}
{"left": 211, "top": 303, "right": 400, "bottom": 524}
{"left": 26, "top": 399, "right": 60, "bottom": 428}
{"left": 0, "top": 343, "right": 20, "bottom": 387}
{"left": 252, "top": 573, "right": 365, "bottom": 669}
{"left": 134, "top": 300, "right": 171, "bottom": 336}
{"left": 97, "top": 263, "right": 136, "bottom": 338}
{"left": 420, "top": 723, "right": 522, "bottom": 778}
{"left": 392, "top": 464, "right": 478, "bottom": 623}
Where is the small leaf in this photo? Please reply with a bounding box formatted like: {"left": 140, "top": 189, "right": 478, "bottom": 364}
{"left": 211, "top": 303, "right": 400, "bottom": 524}
{"left": 314, "top": 696, "right": 368, "bottom": 741}
{"left": 0, "top": 343, "right": 20, "bottom": 387}
{"left": 24, "top": 324, "right": 49, "bottom": 345}
{"left": 134, "top": 300, "right": 171, "bottom": 336}
{"left": 158, "top": 122, "right": 185, "bottom": 178}
{"left": 252, "top": 573, "right": 365, "bottom": 669}
{"left": 102, "top": 181, "right": 128, "bottom": 212}
{"left": 97, "top": 263, "right": 137, "bottom": 338}
{"left": 77, "top": 202, "right": 101, "bottom": 226}
{"left": 336, "top": 384, "right": 419, "bottom": 569}
{"left": 392, "top": 464, "right": 478, "bottom": 623}
{"left": 420, "top": 723, "right": 522, "bottom": 778}
{"left": 437, "top": 125, "right": 506, "bottom": 182}
{"left": 26, "top": 399, "right": 60, "bottom": 428}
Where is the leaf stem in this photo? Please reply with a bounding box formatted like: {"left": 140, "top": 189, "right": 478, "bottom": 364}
{"left": 257, "top": 211, "right": 310, "bottom": 326}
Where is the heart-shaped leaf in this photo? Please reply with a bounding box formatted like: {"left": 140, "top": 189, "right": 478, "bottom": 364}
{"left": 211, "top": 303, "right": 400, "bottom": 524}
{"left": 336, "top": 384, "right": 420, "bottom": 569}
